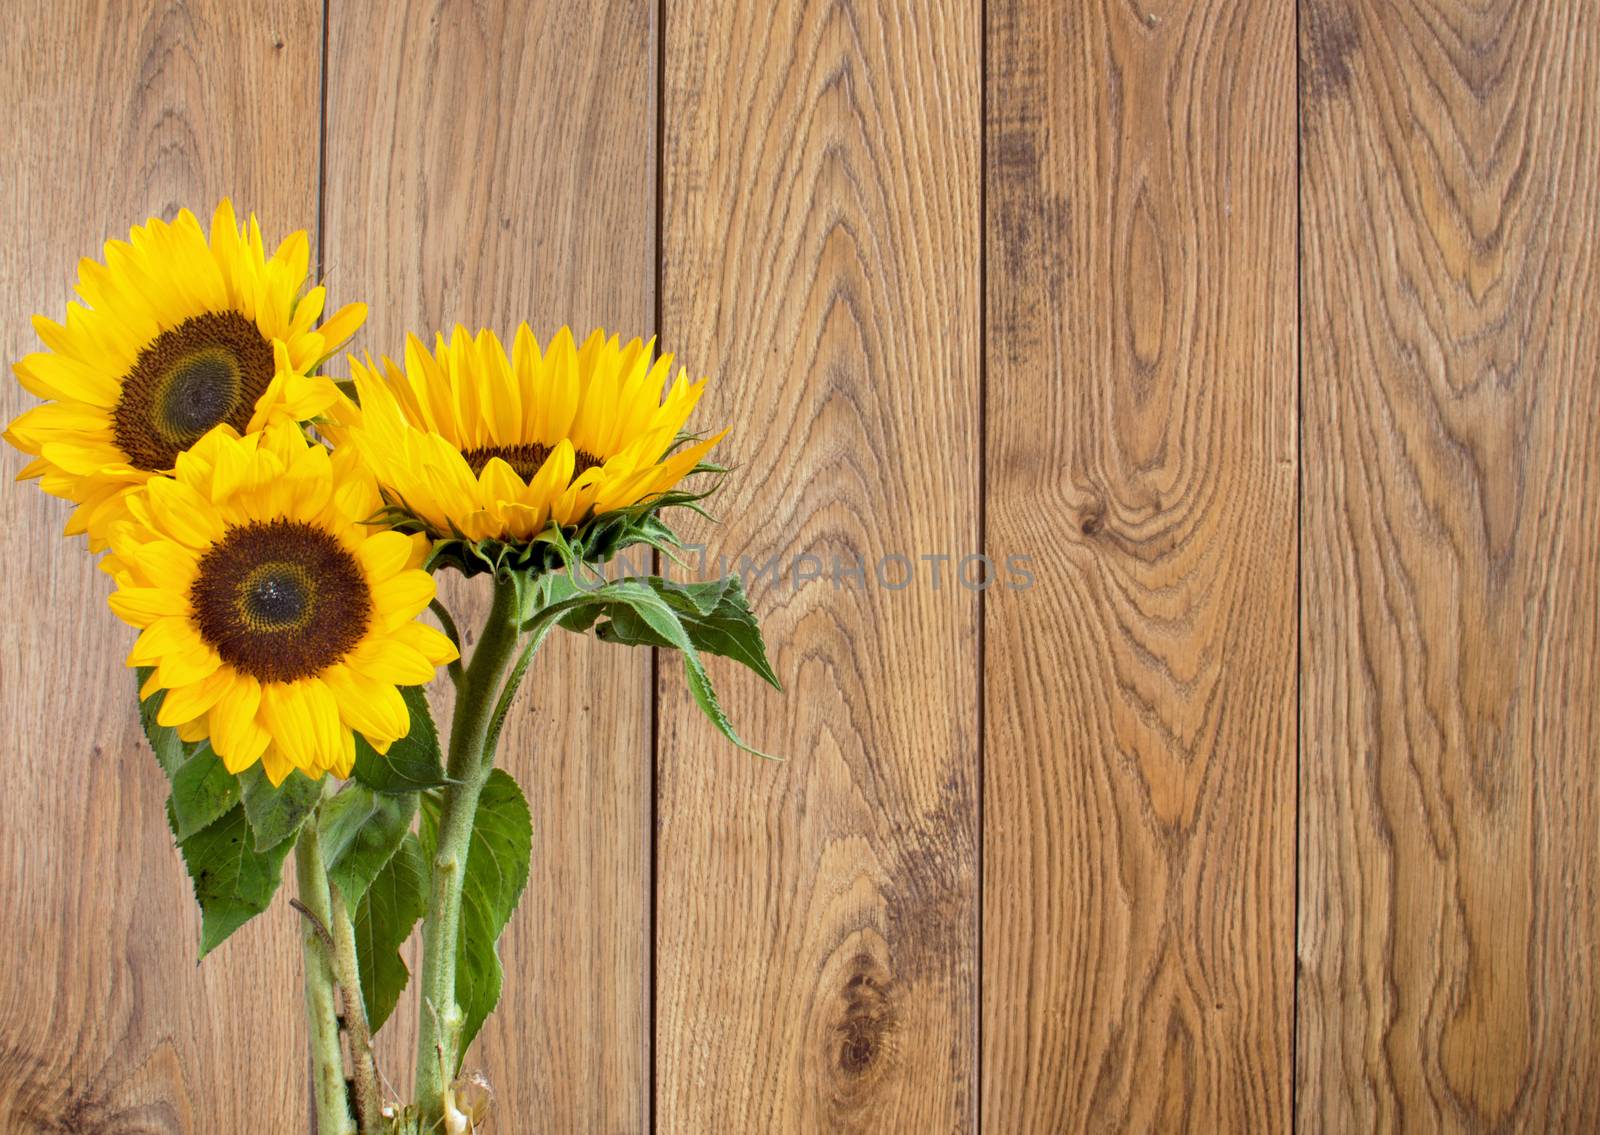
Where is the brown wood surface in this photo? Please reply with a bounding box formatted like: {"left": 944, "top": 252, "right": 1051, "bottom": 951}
{"left": 0, "top": 1, "right": 320, "bottom": 1129}
{"left": 983, "top": 0, "right": 1299, "bottom": 1130}
{"left": 321, "top": 1, "right": 657, "bottom": 1128}
{"left": 654, "top": 0, "right": 981, "bottom": 1130}
{"left": 5, "top": 0, "right": 1600, "bottom": 1131}
{"left": 1297, "top": 2, "right": 1600, "bottom": 1130}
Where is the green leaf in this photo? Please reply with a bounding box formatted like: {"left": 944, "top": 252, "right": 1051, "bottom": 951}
{"left": 319, "top": 785, "right": 417, "bottom": 907}
{"left": 546, "top": 578, "right": 778, "bottom": 759}
{"left": 353, "top": 832, "right": 428, "bottom": 1033}
{"left": 170, "top": 803, "right": 294, "bottom": 959}
{"left": 168, "top": 744, "right": 241, "bottom": 840}
{"left": 518, "top": 570, "right": 609, "bottom": 632}
{"left": 239, "top": 766, "right": 323, "bottom": 851}
{"left": 419, "top": 769, "right": 533, "bottom": 1063}
{"left": 626, "top": 587, "right": 778, "bottom": 760}
{"left": 521, "top": 567, "right": 782, "bottom": 762}
{"left": 136, "top": 667, "right": 187, "bottom": 781}
{"left": 597, "top": 575, "right": 780, "bottom": 688}
{"left": 352, "top": 686, "right": 448, "bottom": 794}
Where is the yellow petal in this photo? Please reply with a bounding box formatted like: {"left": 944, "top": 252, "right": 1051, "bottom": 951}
{"left": 347, "top": 638, "right": 439, "bottom": 685}
{"left": 390, "top": 620, "right": 460, "bottom": 666}
{"left": 259, "top": 744, "right": 296, "bottom": 786}
{"left": 145, "top": 477, "right": 225, "bottom": 548}
{"left": 156, "top": 668, "right": 233, "bottom": 727}
{"left": 108, "top": 585, "right": 188, "bottom": 627}
{"left": 356, "top": 530, "right": 419, "bottom": 581}
{"left": 324, "top": 665, "right": 409, "bottom": 744}
{"left": 371, "top": 571, "right": 435, "bottom": 628}
{"left": 260, "top": 683, "right": 316, "bottom": 773}
{"left": 318, "top": 302, "right": 367, "bottom": 352}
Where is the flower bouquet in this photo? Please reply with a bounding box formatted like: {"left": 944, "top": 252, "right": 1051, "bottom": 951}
{"left": 5, "top": 201, "right": 777, "bottom": 1133}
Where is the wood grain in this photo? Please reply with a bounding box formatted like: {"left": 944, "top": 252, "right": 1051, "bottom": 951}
{"left": 983, "top": 0, "right": 1298, "bottom": 1129}
{"left": 321, "top": 2, "right": 658, "bottom": 1127}
{"left": 655, "top": 2, "right": 981, "bottom": 1130}
{"left": 1298, "top": 2, "right": 1600, "bottom": 1129}
{"left": 0, "top": 2, "right": 320, "bottom": 1131}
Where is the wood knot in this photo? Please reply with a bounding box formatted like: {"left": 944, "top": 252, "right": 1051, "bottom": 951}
{"left": 835, "top": 954, "right": 896, "bottom": 1078}
{"left": 1080, "top": 499, "right": 1107, "bottom": 536}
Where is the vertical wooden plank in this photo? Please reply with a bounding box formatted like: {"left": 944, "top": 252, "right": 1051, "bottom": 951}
{"left": 656, "top": 2, "right": 980, "bottom": 1130}
{"left": 0, "top": 2, "right": 320, "bottom": 1130}
{"left": 984, "top": 0, "right": 1298, "bottom": 1129}
{"left": 322, "top": 2, "right": 656, "bottom": 1126}
{"left": 1298, "top": 2, "right": 1600, "bottom": 1129}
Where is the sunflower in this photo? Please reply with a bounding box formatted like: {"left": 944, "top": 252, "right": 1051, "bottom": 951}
{"left": 6, "top": 200, "right": 366, "bottom": 549}
{"left": 333, "top": 325, "right": 726, "bottom": 545}
{"left": 103, "top": 423, "right": 458, "bottom": 784}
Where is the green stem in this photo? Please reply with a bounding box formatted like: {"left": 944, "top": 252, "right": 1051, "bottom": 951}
{"left": 430, "top": 598, "right": 465, "bottom": 688}
{"left": 296, "top": 821, "right": 357, "bottom": 1135}
{"left": 412, "top": 573, "right": 525, "bottom": 1120}
{"left": 329, "top": 883, "right": 382, "bottom": 1133}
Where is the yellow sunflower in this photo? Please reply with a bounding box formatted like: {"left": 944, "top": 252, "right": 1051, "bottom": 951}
{"left": 103, "top": 423, "right": 458, "bottom": 784}
{"left": 333, "top": 325, "right": 726, "bottom": 543}
{"left": 6, "top": 200, "right": 366, "bottom": 549}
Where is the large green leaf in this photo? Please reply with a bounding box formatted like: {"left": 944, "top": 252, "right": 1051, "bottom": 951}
{"left": 170, "top": 803, "right": 294, "bottom": 959}
{"left": 168, "top": 744, "right": 240, "bottom": 840}
{"left": 353, "top": 832, "right": 428, "bottom": 1033}
{"left": 419, "top": 769, "right": 532, "bottom": 1064}
{"left": 139, "top": 670, "right": 295, "bottom": 957}
{"left": 239, "top": 766, "right": 323, "bottom": 851}
{"left": 351, "top": 686, "right": 448, "bottom": 794}
{"left": 319, "top": 785, "right": 417, "bottom": 907}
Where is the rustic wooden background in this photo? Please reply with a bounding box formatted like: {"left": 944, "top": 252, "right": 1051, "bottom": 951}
{"left": 1, "top": 1, "right": 1596, "bottom": 1131}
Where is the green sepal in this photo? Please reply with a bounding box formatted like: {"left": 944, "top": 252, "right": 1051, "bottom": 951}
{"left": 351, "top": 686, "right": 448, "bottom": 794}
{"left": 419, "top": 769, "right": 533, "bottom": 1067}
{"left": 318, "top": 785, "right": 418, "bottom": 907}
{"left": 353, "top": 831, "right": 428, "bottom": 1033}
{"left": 169, "top": 802, "right": 294, "bottom": 959}
{"left": 238, "top": 766, "right": 323, "bottom": 851}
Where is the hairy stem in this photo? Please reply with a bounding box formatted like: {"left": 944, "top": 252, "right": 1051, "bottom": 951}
{"left": 330, "top": 882, "right": 382, "bottom": 1132}
{"left": 297, "top": 821, "right": 356, "bottom": 1135}
{"left": 412, "top": 574, "right": 525, "bottom": 1120}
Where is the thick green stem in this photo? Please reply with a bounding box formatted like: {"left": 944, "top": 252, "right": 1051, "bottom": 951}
{"left": 329, "top": 883, "right": 382, "bottom": 1132}
{"left": 296, "top": 822, "right": 357, "bottom": 1135}
{"left": 413, "top": 574, "right": 524, "bottom": 1120}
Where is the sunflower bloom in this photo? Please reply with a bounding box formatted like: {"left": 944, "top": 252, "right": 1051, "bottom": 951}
{"left": 334, "top": 325, "right": 726, "bottom": 543}
{"left": 6, "top": 201, "right": 366, "bottom": 548}
{"left": 104, "top": 423, "right": 457, "bottom": 784}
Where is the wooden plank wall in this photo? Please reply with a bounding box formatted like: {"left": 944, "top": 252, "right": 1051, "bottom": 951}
{"left": 2, "top": 1, "right": 1597, "bottom": 1132}
{"left": 655, "top": 2, "right": 980, "bottom": 1130}
{"left": 984, "top": 0, "right": 1298, "bottom": 1130}
{"left": 1297, "top": 1, "right": 1600, "bottom": 1130}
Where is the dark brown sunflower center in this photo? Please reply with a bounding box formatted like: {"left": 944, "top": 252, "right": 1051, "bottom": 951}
{"left": 190, "top": 519, "right": 372, "bottom": 683}
{"left": 112, "top": 311, "right": 276, "bottom": 471}
{"left": 460, "top": 442, "right": 604, "bottom": 481}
